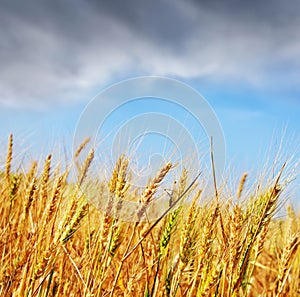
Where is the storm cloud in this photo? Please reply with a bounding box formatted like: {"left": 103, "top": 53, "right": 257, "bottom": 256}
{"left": 0, "top": 0, "right": 299, "bottom": 108}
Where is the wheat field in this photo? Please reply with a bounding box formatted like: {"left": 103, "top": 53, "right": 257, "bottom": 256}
{"left": 0, "top": 134, "right": 299, "bottom": 297}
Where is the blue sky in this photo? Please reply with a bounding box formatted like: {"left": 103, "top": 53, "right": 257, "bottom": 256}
{"left": 0, "top": 0, "right": 299, "bottom": 205}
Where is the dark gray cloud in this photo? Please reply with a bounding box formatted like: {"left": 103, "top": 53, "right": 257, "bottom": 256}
{"left": 0, "top": 0, "right": 299, "bottom": 108}
{"left": 192, "top": 0, "right": 300, "bottom": 23}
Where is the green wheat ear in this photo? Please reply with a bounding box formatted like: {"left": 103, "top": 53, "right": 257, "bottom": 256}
{"left": 159, "top": 207, "right": 181, "bottom": 256}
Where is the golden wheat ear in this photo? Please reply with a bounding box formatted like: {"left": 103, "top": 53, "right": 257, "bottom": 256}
{"left": 5, "top": 134, "right": 13, "bottom": 182}
{"left": 74, "top": 137, "right": 90, "bottom": 159}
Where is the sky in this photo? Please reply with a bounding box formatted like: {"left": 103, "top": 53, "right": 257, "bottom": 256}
{"left": 0, "top": 0, "right": 299, "bottom": 203}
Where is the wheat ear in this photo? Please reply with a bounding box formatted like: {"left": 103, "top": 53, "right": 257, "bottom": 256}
{"left": 5, "top": 134, "right": 13, "bottom": 182}
{"left": 138, "top": 162, "right": 172, "bottom": 220}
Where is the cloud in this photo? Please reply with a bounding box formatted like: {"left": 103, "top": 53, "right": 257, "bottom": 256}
{"left": 0, "top": 0, "right": 300, "bottom": 108}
